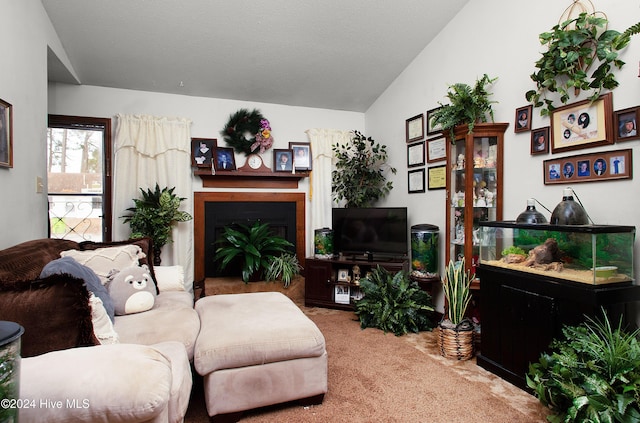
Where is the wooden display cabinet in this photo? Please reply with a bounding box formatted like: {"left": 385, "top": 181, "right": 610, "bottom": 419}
{"left": 444, "top": 123, "right": 509, "bottom": 276}
{"left": 304, "top": 257, "right": 409, "bottom": 310}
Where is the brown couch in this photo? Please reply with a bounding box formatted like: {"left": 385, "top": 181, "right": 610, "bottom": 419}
{"left": 0, "top": 238, "right": 200, "bottom": 423}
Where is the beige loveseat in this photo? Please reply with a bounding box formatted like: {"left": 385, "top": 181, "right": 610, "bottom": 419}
{"left": 0, "top": 238, "right": 200, "bottom": 423}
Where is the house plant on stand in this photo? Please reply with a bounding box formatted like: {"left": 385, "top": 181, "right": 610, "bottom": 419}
{"left": 428, "top": 74, "right": 498, "bottom": 142}
{"left": 122, "top": 184, "right": 193, "bottom": 265}
{"left": 438, "top": 260, "right": 475, "bottom": 360}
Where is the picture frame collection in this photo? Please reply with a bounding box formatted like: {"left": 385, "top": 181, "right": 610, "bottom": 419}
{"left": 512, "top": 92, "right": 637, "bottom": 185}
{"left": 405, "top": 108, "right": 446, "bottom": 194}
{"left": 191, "top": 138, "right": 312, "bottom": 173}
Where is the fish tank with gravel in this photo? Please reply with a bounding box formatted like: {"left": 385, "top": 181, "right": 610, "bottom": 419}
{"left": 478, "top": 221, "right": 635, "bottom": 285}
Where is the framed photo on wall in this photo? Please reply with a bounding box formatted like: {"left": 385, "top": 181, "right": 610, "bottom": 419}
{"left": 408, "top": 168, "right": 425, "bottom": 193}
{"left": 288, "top": 142, "right": 312, "bottom": 171}
{"left": 0, "top": 98, "right": 13, "bottom": 168}
{"left": 273, "top": 149, "right": 294, "bottom": 172}
{"left": 530, "top": 127, "right": 549, "bottom": 155}
{"left": 551, "top": 92, "right": 614, "bottom": 153}
{"left": 191, "top": 137, "right": 217, "bottom": 167}
{"left": 427, "top": 165, "right": 446, "bottom": 190}
{"left": 407, "top": 141, "right": 425, "bottom": 167}
{"left": 543, "top": 148, "right": 632, "bottom": 185}
{"left": 514, "top": 105, "right": 532, "bottom": 133}
{"left": 426, "top": 106, "right": 443, "bottom": 136}
{"left": 406, "top": 113, "right": 424, "bottom": 143}
{"left": 213, "top": 147, "right": 236, "bottom": 171}
{"left": 614, "top": 106, "right": 639, "bottom": 142}
{"left": 426, "top": 136, "right": 446, "bottom": 163}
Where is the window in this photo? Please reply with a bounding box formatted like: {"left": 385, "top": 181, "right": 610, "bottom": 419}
{"left": 47, "top": 115, "right": 112, "bottom": 242}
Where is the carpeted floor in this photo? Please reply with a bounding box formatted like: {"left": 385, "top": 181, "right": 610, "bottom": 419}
{"left": 184, "top": 278, "right": 550, "bottom": 422}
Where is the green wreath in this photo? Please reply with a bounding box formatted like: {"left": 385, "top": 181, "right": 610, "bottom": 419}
{"left": 220, "top": 108, "right": 265, "bottom": 155}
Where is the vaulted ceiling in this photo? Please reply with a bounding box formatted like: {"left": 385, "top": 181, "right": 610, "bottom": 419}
{"left": 43, "top": 0, "right": 469, "bottom": 112}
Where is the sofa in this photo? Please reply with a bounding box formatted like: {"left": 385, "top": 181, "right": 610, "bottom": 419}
{"left": 0, "top": 238, "right": 201, "bottom": 423}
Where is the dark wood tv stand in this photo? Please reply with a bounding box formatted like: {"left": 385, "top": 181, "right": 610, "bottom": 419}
{"left": 304, "top": 256, "right": 409, "bottom": 310}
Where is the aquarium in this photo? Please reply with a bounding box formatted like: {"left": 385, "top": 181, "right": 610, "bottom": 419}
{"left": 478, "top": 221, "right": 635, "bottom": 285}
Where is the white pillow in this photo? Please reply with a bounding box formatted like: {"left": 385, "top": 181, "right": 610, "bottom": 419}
{"left": 153, "top": 265, "right": 186, "bottom": 292}
{"left": 61, "top": 245, "right": 144, "bottom": 285}
{"left": 89, "top": 293, "right": 119, "bottom": 344}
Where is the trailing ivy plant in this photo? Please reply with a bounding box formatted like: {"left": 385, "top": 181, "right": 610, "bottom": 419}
{"left": 428, "top": 74, "right": 497, "bottom": 142}
{"left": 526, "top": 13, "right": 640, "bottom": 116}
{"left": 331, "top": 130, "right": 396, "bottom": 208}
{"left": 526, "top": 312, "right": 640, "bottom": 423}
{"left": 355, "top": 266, "right": 434, "bottom": 336}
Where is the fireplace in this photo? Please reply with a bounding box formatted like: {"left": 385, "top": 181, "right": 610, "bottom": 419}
{"left": 194, "top": 192, "right": 306, "bottom": 281}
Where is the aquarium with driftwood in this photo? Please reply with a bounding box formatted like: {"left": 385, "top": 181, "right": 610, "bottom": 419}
{"left": 478, "top": 221, "right": 635, "bottom": 285}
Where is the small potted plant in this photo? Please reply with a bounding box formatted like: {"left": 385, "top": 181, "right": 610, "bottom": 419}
{"left": 122, "top": 184, "right": 192, "bottom": 265}
{"left": 264, "top": 253, "right": 302, "bottom": 288}
{"left": 214, "top": 220, "right": 293, "bottom": 283}
{"left": 428, "top": 74, "right": 497, "bottom": 142}
{"left": 438, "top": 260, "right": 475, "bottom": 360}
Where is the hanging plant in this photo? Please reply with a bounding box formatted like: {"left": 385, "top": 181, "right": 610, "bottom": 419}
{"left": 525, "top": 12, "right": 639, "bottom": 116}
{"left": 221, "top": 108, "right": 274, "bottom": 155}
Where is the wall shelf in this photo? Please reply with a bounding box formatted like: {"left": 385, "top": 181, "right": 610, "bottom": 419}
{"left": 194, "top": 170, "right": 309, "bottom": 189}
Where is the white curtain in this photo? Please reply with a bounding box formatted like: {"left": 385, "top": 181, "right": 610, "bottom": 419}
{"left": 113, "top": 114, "right": 194, "bottom": 286}
{"left": 305, "top": 129, "right": 353, "bottom": 253}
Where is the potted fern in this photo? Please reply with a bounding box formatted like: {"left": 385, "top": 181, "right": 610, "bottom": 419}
{"left": 355, "top": 266, "right": 434, "bottom": 336}
{"left": 438, "top": 260, "right": 475, "bottom": 360}
{"left": 122, "top": 184, "right": 192, "bottom": 265}
{"left": 428, "top": 74, "right": 497, "bottom": 142}
{"left": 214, "top": 220, "right": 293, "bottom": 283}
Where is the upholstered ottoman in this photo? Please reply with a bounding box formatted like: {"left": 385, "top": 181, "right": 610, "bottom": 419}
{"left": 194, "top": 292, "right": 328, "bottom": 421}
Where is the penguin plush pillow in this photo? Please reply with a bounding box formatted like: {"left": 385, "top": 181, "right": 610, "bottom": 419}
{"left": 106, "top": 265, "right": 156, "bottom": 315}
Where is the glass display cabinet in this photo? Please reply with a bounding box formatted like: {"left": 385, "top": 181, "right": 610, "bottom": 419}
{"left": 445, "top": 123, "right": 509, "bottom": 276}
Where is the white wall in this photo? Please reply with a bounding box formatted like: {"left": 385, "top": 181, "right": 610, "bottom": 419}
{"left": 366, "top": 0, "right": 640, "bottom": 317}
{"left": 0, "top": 0, "right": 68, "bottom": 248}
{"left": 47, "top": 83, "right": 365, "bottom": 255}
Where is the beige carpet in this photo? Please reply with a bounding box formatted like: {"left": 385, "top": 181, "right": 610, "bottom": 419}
{"left": 185, "top": 278, "right": 550, "bottom": 422}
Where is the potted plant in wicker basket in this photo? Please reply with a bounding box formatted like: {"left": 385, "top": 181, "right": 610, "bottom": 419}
{"left": 438, "top": 260, "right": 475, "bottom": 360}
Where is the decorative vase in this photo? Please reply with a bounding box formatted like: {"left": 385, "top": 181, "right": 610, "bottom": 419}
{"left": 153, "top": 246, "right": 162, "bottom": 266}
{"left": 437, "top": 319, "right": 475, "bottom": 361}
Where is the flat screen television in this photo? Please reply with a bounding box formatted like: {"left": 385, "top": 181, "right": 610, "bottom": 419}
{"left": 332, "top": 207, "right": 408, "bottom": 260}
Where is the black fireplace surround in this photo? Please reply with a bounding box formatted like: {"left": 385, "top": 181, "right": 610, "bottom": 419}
{"left": 204, "top": 201, "right": 298, "bottom": 277}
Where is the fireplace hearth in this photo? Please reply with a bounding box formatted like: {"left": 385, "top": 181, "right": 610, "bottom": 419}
{"left": 194, "top": 192, "right": 306, "bottom": 281}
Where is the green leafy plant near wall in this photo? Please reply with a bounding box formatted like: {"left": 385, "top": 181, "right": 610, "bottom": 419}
{"left": 526, "top": 12, "right": 640, "bottom": 116}
{"left": 527, "top": 312, "right": 640, "bottom": 423}
{"left": 355, "top": 266, "right": 434, "bottom": 336}
{"left": 331, "top": 130, "right": 396, "bottom": 208}
{"left": 428, "top": 74, "right": 497, "bottom": 142}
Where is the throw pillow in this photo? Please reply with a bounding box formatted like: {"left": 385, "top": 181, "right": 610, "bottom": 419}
{"left": 39, "top": 256, "right": 115, "bottom": 322}
{"left": 153, "top": 265, "right": 186, "bottom": 292}
{"left": 0, "top": 274, "right": 98, "bottom": 357}
{"left": 60, "top": 244, "right": 144, "bottom": 285}
{"left": 79, "top": 238, "right": 159, "bottom": 294}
